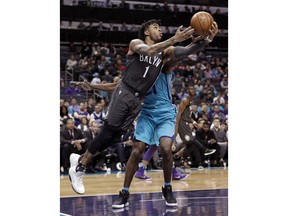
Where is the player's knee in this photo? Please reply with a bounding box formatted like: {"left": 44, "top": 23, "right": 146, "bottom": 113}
{"left": 160, "top": 147, "right": 172, "bottom": 159}
{"left": 131, "top": 143, "right": 145, "bottom": 158}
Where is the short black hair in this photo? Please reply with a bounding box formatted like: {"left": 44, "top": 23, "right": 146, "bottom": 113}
{"left": 203, "top": 121, "right": 210, "bottom": 127}
{"left": 138, "top": 19, "right": 161, "bottom": 41}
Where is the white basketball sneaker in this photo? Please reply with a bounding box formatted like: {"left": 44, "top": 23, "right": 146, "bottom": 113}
{"left": 69, "top": 164, "right": 85, "bottom": 195}
{"left": 70, "top": 153, "right": 81, "bottom": 167}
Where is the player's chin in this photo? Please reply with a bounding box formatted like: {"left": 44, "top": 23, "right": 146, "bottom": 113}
{"left": 156, "top": 37, "right": 162, "bottom": 42}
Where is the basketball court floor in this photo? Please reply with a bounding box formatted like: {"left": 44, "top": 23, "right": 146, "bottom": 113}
{"left": 60, "top": 167, "right": 228, "bottom": 215}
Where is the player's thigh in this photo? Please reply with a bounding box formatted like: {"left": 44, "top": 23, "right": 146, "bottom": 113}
{"left": 134, "top": 112, "right": 155, "bottom": 145}
{"left": 154, "top": 117, "right": 175, "bottom": 146}
{"left": 107, "top": 85, "right": 142, "bottom": 130}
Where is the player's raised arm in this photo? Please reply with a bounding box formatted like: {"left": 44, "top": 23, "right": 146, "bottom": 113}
{"left": 163, "top": 21, "right": 218, "bottom": 63}
{"left": 128, "top": 24, "right": 194, "bottom": 57}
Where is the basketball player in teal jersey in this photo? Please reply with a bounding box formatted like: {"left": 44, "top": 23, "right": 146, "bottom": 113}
{"left": 72, "top": 20, "right": 218, "bottom": 208}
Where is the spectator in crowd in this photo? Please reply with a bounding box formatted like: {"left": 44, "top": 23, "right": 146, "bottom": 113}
{"left": 115, "top": 59, "right": 125, "bottom": 72}
{"left": 86, "top": 98, "right": 95, "bottom": 114}
{"left": 220, "top": 76, "right": 228, "bottom": 90}
{"left": 204, "top": 79, "right": 217, "bottom": 97}
{"left": 60, "top": 118, "right": 88, "bottom": 174}
{"left": 205, "top": 90, "right": 214, "bottom": 105}
{"left": 173, "top": 72, "right": 185, "bottom": 91}
{"left": 60, "top": 105, "right": 69, "bottom": 127}
{"left": 66, "top": 54, "right": 78, "bottom": 73}
{"left": 77, "top": 117, "right": 90, "bottom": 134}
{"left": 99, "top": 98, "right": 109, "bottom": 115}
{"left": 203, "top": 65, "right": 213, "bottom": 79}
{"left": 198, "top": 103, "right": 210, "bottom": 122}
{"left": 102, "top": 70, "right": 114, "bottom": 83}
{"left": 195, "top": 121, "right": 221, "bottom": 167}
{"left": 185, "top": 74, "right": 194, "bottom": 87}
{"left": 211, "top": 117, "right": 228, "bottom": 166}
{"left": 208, "top": 104, "right": 226, "bottom": 122}
{"left": 90, "top": 103, "right": 106, "bottom": 125}
{"left": 177, "top": 88, "right": 188, "bottom": 100}
{"left": 68, "top": 97, "right": 79, "bottom": 118}
{"left": 91, "top": 73, "right": 101, "bottom": 85}
{"left": 199, "top": 87, "right": 208, "bottom": 101}
{"left": 73, "top": 102, "right": 90, "bottom": 127}
{"left": 190, "top": 104, "right": 200, "bottom": 124}
{"left": 171, "top": 87, "right": 180, "bottom": 104}
{"left": 213, "top": 92, "right": 225, "bottom": 106}
{"left": 80, "top": 41, "right": 92, "bottom": 58}
{"left": 81, "top": 120, "right": 103, "bottom": 172}
{"left": 64, "top": 81, "right": 81, "bottom": 97}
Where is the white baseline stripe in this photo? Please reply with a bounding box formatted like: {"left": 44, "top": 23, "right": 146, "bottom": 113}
{"left": 141, "top": 196, "right": 228, "bottom": 202}
{"left": 60, "top": 213, "right": 72, "bottom": 216}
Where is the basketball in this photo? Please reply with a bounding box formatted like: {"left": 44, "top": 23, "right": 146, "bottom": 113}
{"left": 190, "top": 11, "right": 214, "bottom": 36}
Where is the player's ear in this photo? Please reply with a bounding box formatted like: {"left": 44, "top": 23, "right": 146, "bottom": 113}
{"left": 144, "top": 29, "right": 149, "bottom": 37}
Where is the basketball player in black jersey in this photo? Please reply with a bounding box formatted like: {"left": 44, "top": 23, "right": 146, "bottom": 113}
{"left": 69, "top": 19, "right": 217, "bottom": 207}
{"left": 68, "top": 19, "right": 193, "bottom": 194}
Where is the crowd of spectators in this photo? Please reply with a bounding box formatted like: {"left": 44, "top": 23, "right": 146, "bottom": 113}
{"left": 60, "top": 39, "right": 228, "bottom": 174}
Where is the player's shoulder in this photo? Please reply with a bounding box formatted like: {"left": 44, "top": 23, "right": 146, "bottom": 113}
{"left": 129, "top": 39, "right": 144, "bottom": 46}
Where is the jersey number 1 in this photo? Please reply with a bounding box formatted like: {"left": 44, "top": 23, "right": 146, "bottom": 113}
{"left": 143, "top": 66, "right": 150, "bottom": 78}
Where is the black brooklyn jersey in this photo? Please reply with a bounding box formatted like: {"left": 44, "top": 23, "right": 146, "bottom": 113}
{"left": 122, "top": 52, "right": 163, "bottom": 96}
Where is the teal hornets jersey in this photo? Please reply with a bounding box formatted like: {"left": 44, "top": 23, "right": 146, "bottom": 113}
{"left": 142, "top": 71, "right": 174, "bottom": 110}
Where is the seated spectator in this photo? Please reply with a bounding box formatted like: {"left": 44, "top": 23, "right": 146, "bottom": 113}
{"left": 91, "top": 103, "right": 106, "bottom": 125}
{"left": 213, "top": 92, "right": 226, "bottom": 106}
{"left": 190, "top": 104, "right": 200, "bottom": 124}
{"left": 177, "top": 88, "right": 188, "bottom": 100}
{"left": 86, "top": 98, "right": 95, "bottom": 114}
{"left": 60, "top": 105, "right": 69, "bottom": 128}
{"left": 68, "top": 97, "right": 79, "bottom": 118}
{"left": 99, "top": 98, "right": 109, "bottom": 115}
{"left": 77, "top": 116, "right": 89, "bottom": 134}
{"left": 211, "top": 117, "right": 228, "bottom": 166}
{"left": 66, "top": 55, "right": 78, "bottom": 73}
{"left": 91, "top": 73, "right": 101, "bottom": 85}
{"left": 60, "top": 118, "right": 88, "bottom": 174}
{"left": 208, "top": 104, "right": 226, "bottom": 122}
{"left": 204, "top": 79, "right": 217, "bottom": 97}
{"left": 82, "top": 121, "right": 102, "bottom": 172}
{"left": 195, "top": 121, "right": 221, "bottom": 167}
{"left": 220, "top": 76, "right": 228, "bottom": 90}
{"left": 171, "top": 87, "right": 180, "bottom": 104}
{"left": 64, "top": 81, "right": 81, "bottom": 97}
{"left": 73, "top": 102, "right": 90, "bottom": 127}
{"left": 115, "top": 59, "right": 125, "bottom": 72}
{"left": 194, "top": 79, "right": 204, "bottom": 95}
{"left": 173, "top": 72, "right": 185, "bottom": 91}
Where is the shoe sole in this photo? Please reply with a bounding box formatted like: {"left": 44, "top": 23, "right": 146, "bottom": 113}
{"left": 68, "top": 168, "right": 85, "bottom": 195}
{"left": 135, "top": 176, "right": 152, "bottom": 181}
{"left": 161, "top": 195, "right": 178, "bottom": 206}
{"left": 172, "top": 174, "right": 189, "bottom": 180}
{"left": 204, "top": 149, "right": 216, "bottom": 156}
{"left": 112, "top": 202, "right": 129, "bottom": 209}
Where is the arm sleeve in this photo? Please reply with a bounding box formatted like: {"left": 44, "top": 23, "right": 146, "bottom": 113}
{"left": 173, "top": 40, "right": 207, "bottom": 59}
